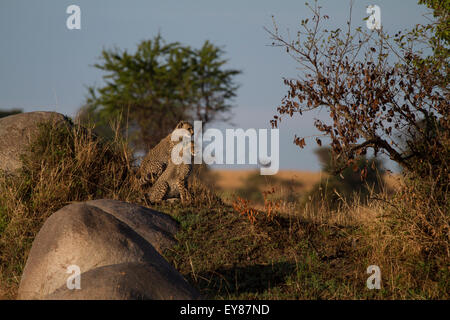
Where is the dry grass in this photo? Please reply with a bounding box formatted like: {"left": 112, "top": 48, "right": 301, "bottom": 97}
{"left": 0, "top": 120, "right": 218, "bottom": 299}
{"left": 0, "top": 119, "right": 447, "bottom": 300}
{"left": 213, "top": 169, "right": 401, "bottom": 193}
{"left": 213, "top": 169, "right": 324, "bottom": 191}
{"left": 165, "top": 165, "right": 448, "bottom": 299}
{"left": 0, "top": 121, "right": 143, "bottom": 298}
{"left": 214, "top": 169, "right": 400, "bottom": 207}
{"left": 165, "top": 180, "right": 448, "bottom": 299}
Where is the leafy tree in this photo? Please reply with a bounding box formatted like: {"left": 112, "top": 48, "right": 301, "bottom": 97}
{"left": 81, "top": 34, "right": 241, "bottom": 151}
{"left": 267, "top": 1, "right": 448, "bottom": 187}
{"left": 418, "top": 0, "right": 449, "bottom": 46}
{"left": 268, "top": 2, "right": 448, "bottom": 260}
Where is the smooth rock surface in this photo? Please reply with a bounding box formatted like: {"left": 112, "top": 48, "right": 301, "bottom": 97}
{"left": 46, "top": 262, "right": 197, "bottom": 300}
{"left": 85, "top": 199, "right": 179, "bottom": 254}
{"left": 17, "top": 200, "right": 198, "bottom": 300}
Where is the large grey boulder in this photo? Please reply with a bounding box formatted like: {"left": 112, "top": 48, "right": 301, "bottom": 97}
{"left": 46, "top": 262, "right": 195, "bottom": 300}
{"left": 0, "top": 111, "right": 69, "bottom": 173}
{"left": 17, "top": 200, "right": 199, "bottom": 300}
{"left": 85, "top": 199, "right": 178, "bottom": 254}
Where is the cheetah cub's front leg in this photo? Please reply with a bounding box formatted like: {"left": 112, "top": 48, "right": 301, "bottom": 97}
{"left": 139, "top": 161, "right": 166, "bottom": 188}
{"left": 145, "top": 161, "right": 192, "bottom": 205}
{"left": 177, "top": 163, "right": 192, "bottom": 205}
{"left": 147, "top": 180, "right": 169, "bottom": 204}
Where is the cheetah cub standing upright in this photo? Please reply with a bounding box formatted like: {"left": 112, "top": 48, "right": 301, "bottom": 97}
{"left": 147, "top": 141, "right": 194, "bottom": 204}
{"left": 138, "top": 121, "right": 195, "bottom": 204}
{"left": 138, "top": 121, "right": 194, "bottom": 187}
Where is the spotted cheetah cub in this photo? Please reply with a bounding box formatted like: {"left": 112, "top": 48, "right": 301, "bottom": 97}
{"left": 146, "top": 141, "right": 194, "bottom": 204}
{"left": 138, "top": 121, "right": 194, "bottom": 188}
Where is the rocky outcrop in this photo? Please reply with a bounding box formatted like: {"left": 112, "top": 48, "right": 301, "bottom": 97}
{"left": 85, "top": 199, "right": 179, "bottom": 254}
{"left": 46, "top": 262, "right": 196, "bottom": 300}
{"left": 17, "top": 200, "right": 199, "bottom": 300}
{"left": 0, "top": 111, "right": 69, "bottom": 173}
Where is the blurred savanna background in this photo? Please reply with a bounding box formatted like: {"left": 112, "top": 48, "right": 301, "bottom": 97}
{"left": 0, "top": 0, "right": 448, "bottom": 299}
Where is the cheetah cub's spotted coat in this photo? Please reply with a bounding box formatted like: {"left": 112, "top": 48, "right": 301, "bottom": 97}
{"left": 138, "top": 121, "right": 194, "bottom": 204}
{"left": 138, "top": 121, "right": 194, "bottom": 187}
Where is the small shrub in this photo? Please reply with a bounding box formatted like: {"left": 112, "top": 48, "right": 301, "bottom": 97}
{"left": 261, "top": 188, "right": 282, "bottom": 221}
{"left": 232, "top": 188, "right": 282, "bottom": 224}
{"left": 304, "top": 147, "right": 385, "bottom": 210}
{"left": 232, "top": 196, "right": 259, "bottom": 224}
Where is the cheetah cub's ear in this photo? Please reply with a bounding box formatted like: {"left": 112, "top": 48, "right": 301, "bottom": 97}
{"left": 176, "top": 121, "right": 187, "bottom": 128}
{"left": 176, "top": 121, "right": 194, "bottom": 136}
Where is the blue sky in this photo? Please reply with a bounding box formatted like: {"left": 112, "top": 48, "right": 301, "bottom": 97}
{"left": 0, "top": 0, "right": 430, "bottom": 171}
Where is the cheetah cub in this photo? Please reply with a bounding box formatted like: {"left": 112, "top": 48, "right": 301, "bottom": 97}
{"left": 146, "top": 141, "right": 194, "bottom": 204}
{"left": 138, "top": 121, "right": 194, "bottom": 188}
{"left": 138, "top": 121, "right": 195, "bottom": 204}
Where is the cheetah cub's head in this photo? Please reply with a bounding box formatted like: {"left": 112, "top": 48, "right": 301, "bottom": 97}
{"left": 175, "top": 121, "right": 194, "bottom": 137}
{"left": 175, "top": 121, "right": 198, "bottom": 156}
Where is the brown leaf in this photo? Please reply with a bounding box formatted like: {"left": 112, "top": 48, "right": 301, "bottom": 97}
{"left": 316, "top": 138, "right": 322, "bottom": 146}
{"left": 294, "top": 136, "right": 306, "bottom": 148}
